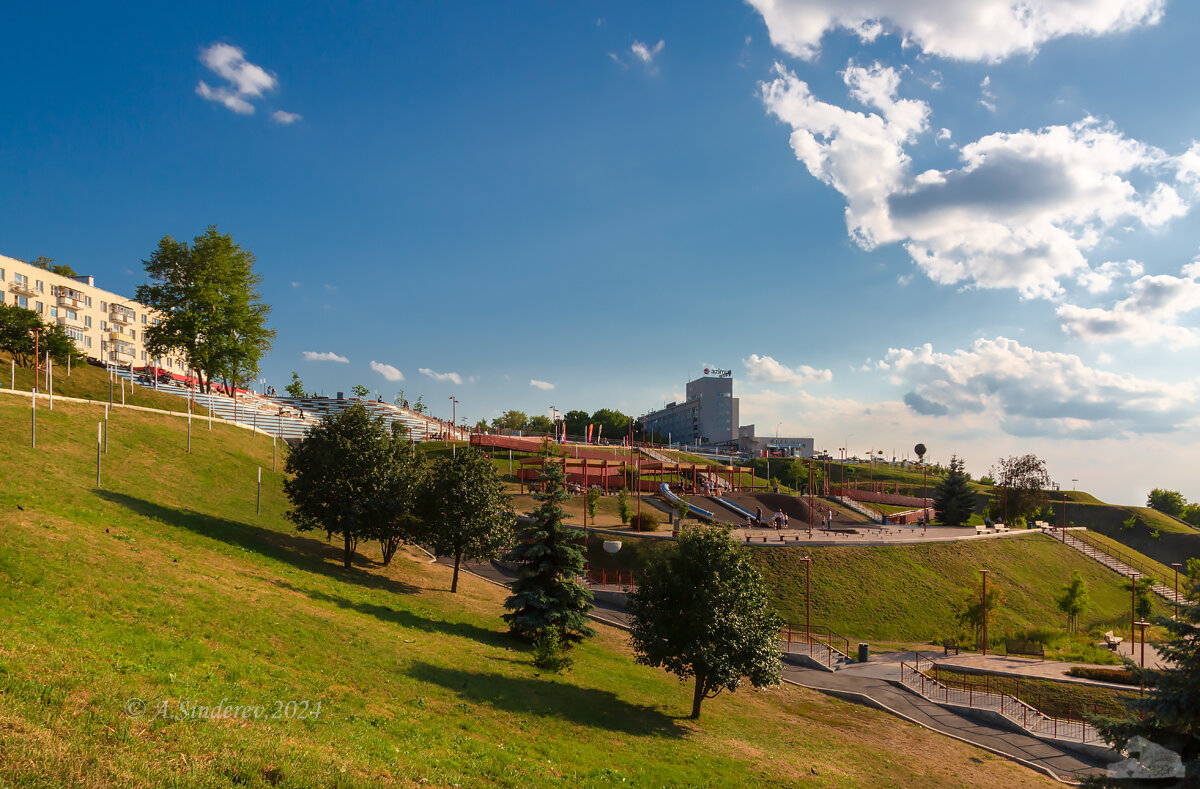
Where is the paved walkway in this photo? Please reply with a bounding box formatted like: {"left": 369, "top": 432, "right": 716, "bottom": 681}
{"left": 444, "top": 557, "right": 1116, "bottom": 782}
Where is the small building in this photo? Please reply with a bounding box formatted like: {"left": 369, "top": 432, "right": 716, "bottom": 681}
{"left": 737, "top": 424, "right": 814, "bottom": 458}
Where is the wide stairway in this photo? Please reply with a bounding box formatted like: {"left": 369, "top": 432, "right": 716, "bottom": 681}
{"left": 1052, "top": 529, "right": 1176, "bottom": 601}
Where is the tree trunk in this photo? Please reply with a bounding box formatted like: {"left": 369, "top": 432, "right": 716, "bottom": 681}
{"left": 690, "top": 676, "right": 706, "bottom": 719}
{"left": 343, "top": 532, "right": 352, "bottom": 569}
{"left": 451, "top": 549, "right": 462, "bottom": 593}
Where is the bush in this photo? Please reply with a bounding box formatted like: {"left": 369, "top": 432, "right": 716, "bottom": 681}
{"left": 1066, "top": 666, "right": 1140, "bottom": 686}
{"left": 532, "top": 629, "right": 572, "bottom": 673}
{"left": 630, "top": 513, "right": 660, "bottom": 532}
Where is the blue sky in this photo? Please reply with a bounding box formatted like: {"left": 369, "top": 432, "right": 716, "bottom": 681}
{"left": 5, "top": 1, "right": 1199, "bottom": 505}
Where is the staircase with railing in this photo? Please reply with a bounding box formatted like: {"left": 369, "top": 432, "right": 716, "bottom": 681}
{"left": 779, "top": 624, "right": 855, "bottom": 671}
{"left": 900, "top": 655, "right": 1101, "bottom": 745}
{"left": 1051, "top": 529, "right": 1176, "bottom": 601}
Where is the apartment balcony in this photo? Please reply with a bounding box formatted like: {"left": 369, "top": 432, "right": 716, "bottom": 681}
{"left": 111, "top": 344, "right": 136, "bottom": 359}
{"left": 57, "top": 294, "right": 85, "bottom": 309}
{"left": 109, "top": 309, "right": 134, "bottom": 325}
{"left": 57, "top": 315, "right": 86, "bottom": 330}
{"left": 9, "top": 280, "right": 36, "bottom": 297}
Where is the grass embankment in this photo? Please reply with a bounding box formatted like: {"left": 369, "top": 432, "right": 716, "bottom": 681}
{"left": 929, "top": 668, "right": 1138, "bottom": 720}
{"left": 0, "top": 394, "right": 1054, "bottom": 788}
{"left": 1062, "top": 500, "right": 1200, "bottom": 568}
{"left": 586, "top": 531, "right": 1166, "bottom": 660}
{"left": 0, "top": 350, "right": 206, "bottom": 415}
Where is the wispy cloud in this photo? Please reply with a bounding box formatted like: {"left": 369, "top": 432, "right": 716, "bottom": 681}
{"left": 370, "top": 361, "right": 404, "bottom": 381}
{"left": 530, "top": 379, "right": 555, "bottom": 391}
{"left": 631, "top": 39, "right": 665, "bottom": 66}
{"left": 271, "top": 110, "right": 301, "bottom": 124}
{"left": 419, "top": 367, "right": 463, "bottom": 385}
{"left": 302, "top": 351, "right": 348, "bottom": 363}
{"left": 744, "top": 354, "right": 833, "bottom": 386}
{"left": 196, "top": 43, "right": 277, "bottom": 115}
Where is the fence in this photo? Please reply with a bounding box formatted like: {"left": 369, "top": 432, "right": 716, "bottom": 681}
{"left": 899, "top": 655, "right": 1100, "bottom": 744}
{"left": 585, "top": 568, "right": 638, "bottom": 591}
{"left": 779, "top": 624, "right": 853, "bottom": 669}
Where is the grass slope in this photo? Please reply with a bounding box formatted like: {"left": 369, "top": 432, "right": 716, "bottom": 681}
{"left": 0, "top": 350, "right": 206, "bottom": 415}
{"left": 1062, "top": 501, "right": 1200, "bottom": 568}
{"left": 0, "top": 394, "right": 1053, "bottom": 788}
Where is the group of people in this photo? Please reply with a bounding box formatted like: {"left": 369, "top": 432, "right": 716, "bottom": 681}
{"left": 747, "top": 506, "right": 789, "bottom": 531}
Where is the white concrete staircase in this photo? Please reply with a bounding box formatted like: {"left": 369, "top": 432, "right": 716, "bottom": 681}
{"left": 1052, "top": 529, "right": 1176, "bottom": 601}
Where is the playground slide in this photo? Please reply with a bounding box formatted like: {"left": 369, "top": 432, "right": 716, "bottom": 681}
{"left": 712, "top": 496, "right": 755, "bottom": 521}
{"left": 659, "top": 483, "right": 715, "bottom": 520}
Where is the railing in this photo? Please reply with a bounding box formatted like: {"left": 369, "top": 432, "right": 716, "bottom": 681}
{"left": 585, "top": 568, "right": 638, "bottom": 591}
{"left": 779, "top": 624, "right": 853, "bottom": 669}
{"left": 832, "top": 495, "right": 883, "bottom": 523}
{"left": 899, "top": 655, "right": 1100, "bottom": 744}
{"left": 9, "top": 280, "right": 36, "bottom": 295}
{"left": 109, "top": 308, "right": 135, "bottom": 324}
{"left": 1052, "top": 529, "right": 1174, "bottom": 598}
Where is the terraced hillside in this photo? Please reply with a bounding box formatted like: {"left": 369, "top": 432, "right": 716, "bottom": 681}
{"left": 0, "top": 394, "right": 1055, "bottom": 788}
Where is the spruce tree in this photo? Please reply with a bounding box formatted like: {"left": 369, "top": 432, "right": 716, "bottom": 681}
{"left": 503, "top": 458, "right": 594, "bottom": 644}
{"left": 1088, "top": 579, "right": 1200, "bottom": 786}
{"left": 933, "top": 454, "right": 976, "bottom": 526}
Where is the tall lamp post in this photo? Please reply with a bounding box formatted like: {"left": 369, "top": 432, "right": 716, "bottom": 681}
{"left": 980, "top": 569, "right": 990, "bottom": 655}
{"left": 448, "top": 396, "right": 459, "bottom": 455}
{"left": 914, "top": 443, "right": 927, "bottom": 533}
{"left": 1135, "top": 620, "right": 1150, "bottom": 668}
{"left": 1172, "top": 562, "right": 1183, "bottom": 620}
{"left": 800, "top": 555, "right": 812, "bottom": 656}
{"left": 1130, "top": 571, "right": 1140, "bottom": 645}
{"left": 32, "top": 326, "right": 41, "bottom": 393}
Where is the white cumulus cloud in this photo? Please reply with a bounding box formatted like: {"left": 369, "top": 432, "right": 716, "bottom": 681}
{"left": 1057, "top": 264, "right": 1200, "bottom": 347}
{"left": 743, "top": 354, "right": 833, "bottom": 385}
{"left": 747, "top": 0, "right": 1164, "bottom": 63}
{"left": 419, "top": 368, "right": 463, "bottom": 385}
{"left": 530, "top": 379, "right": 555, "bottom": 391}
{"left": 762, "top": 62, "right": 1192, "bottom": 299}
{"left": 882, "top": 337, "right": 1196, "bottom": 438}
{"left": 196, "top": 43, "right": 278, "bottom": 115}
{"left": 303, "top": 351, "right": 348, "bottom": 363}
{"left": 370, "top": 361, "right": 404, "bottom": 381}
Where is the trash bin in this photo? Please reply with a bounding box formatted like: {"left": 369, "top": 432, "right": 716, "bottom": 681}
{"left": 858, "top": 642, "right": 869, "bottom": 663}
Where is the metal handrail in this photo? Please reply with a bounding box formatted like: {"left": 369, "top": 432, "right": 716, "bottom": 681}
{"left": 1056, "top": 529, "right": 1168, "bottom": 589}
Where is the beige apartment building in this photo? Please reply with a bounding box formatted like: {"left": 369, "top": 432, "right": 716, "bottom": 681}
{"left": 0, "top": 253, "right": 188, "bottom": 373}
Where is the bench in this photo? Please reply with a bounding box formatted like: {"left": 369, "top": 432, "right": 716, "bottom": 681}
{"left": 974, "top": 525, "right": 992, "bottom": 535}
{"left": 1005, "top": 640, "right": 1045, "bottom": 661}
{"left": 942, "top": 638, "right": 960, "bottom": 656}
{"left": 1104, "top": 630, "right": 1124, "bottom": 649}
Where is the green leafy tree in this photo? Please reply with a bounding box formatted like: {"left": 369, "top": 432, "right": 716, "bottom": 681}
{"left": 283, "top": 404, "right": 395, "bottom": 569}
{"left": 617, "top": 489, "right": 631, "bottom": 526}
{"left": 473, "top": 418, "right": 489, "bottom": 432}
{"left": 673, "top": 493, "right": 690, "bottom": 523}
{"left": 1087, "top": 579, "right": 1200, "bottom": 786}
{"left": 957, "top": 585, "right": 1004, "bottom": 650}
{"left": 393, "top": 389, "right": 406, "bottom": 406}
{"left": 585, "top": 487, "right": 601, "bottom": 520}
{"left": 412, "top": 395, "right": 426, "bottom": 414}
{"left": 503, "top": 459, "right": 594, "bottom": 643}
{"left": 627, "top": 524, "right": 782, "bottom": 719}
{"left": 0, "top": 304, "right": 40, "bottom": 367}
{"left": 136, "top": 226, "right": 274, "bottom": 394}
{"left": 526, "top": 414, "right": 554, "bottom": 434}
{"left": 373, "top": 423, "right": 426, "bottom": 566}
{"left": 351, "top": 384, "right": 369, "bottom": 398}
{"left": 988, "top": 454, "right": 1050, "bottom": 522}
{"left": 490, "top": 410, "right": 527, "bottom": 432}
{"left": 934, "top": 455, "right": 976, "bottom": 526}
{"left": 1056, "top": 571, "right": 1091, "bottom": 633}
{"left": 1182, "top": 503, "right": 1200, "bottom": 528}
{"left": 417, "top": 447, "right": 515, "bottom": 593}
{"left": 285, "top": 372, "right": 306, "bottom": 399}
{"left": 30, "top": 255, "right": 78, "bottom": 277}
{"left": 1122, "top": 577, "right": 1156, "bottom": 621}
{"left": 590, "top": 408, "right": 631, "bottom": 441}
{"left": 40, "top": 323, "right": 86, "bottom": 368}
{"left": 563, "top": 409, "right": 590, "bottom": 437}
{"left": 1147, "top": 488, "right": 1187, "bottom": 518}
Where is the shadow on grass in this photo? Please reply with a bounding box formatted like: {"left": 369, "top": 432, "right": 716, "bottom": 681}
{"left": 277, "top": 583, "right": 516, "bottom": 649}
{"left": 408, "top": 661, "right": 685, "bottom": 737}
{"left": 95, "top": 489, "right": 419, "bottom": 597}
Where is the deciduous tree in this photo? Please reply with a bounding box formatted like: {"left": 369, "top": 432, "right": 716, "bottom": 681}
{"left": 988, "top": 454, "right": 1050, "bottom": 523}
{"left": 1056, "top": 571, "right": 1090, "bottom": 633}
{"left": 136, "top": 226, "right": 274, "bottom": 395}
{"left": 1147, "top": 488, "right": 1187, "bottom": 518}
{"left": 417, "top": 447, "right": 514, "bottom": 593}
{"left": 627, "top": 525, "right": 781, "bottom": 719}
{"left": 285, "top": 372, "right": 306, "bottom": 399}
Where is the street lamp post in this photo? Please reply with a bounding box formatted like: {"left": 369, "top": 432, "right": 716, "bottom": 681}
{"left": 448, "top": 396, "right": 459, "bottom": 455}
{"left": 1135, "top": 620, "right": 1150, "bottom": 667}
{"left": 980, "top": 569, "right": 990, "bottom": 656}
{"left": 32, "top": 326, "right": 41, "bottom": 393}
{"left": 800, "top": 555, "right": 812, "bottom": 657}
{"left": 1172, "top": 563, "right": 1182, "bottom": 619}
{"left": 1130, "top": 572, "right": 1140, "bottom": 645}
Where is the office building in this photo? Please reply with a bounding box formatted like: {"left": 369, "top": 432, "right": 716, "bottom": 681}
{"left": 643, "top": 371, "right": 739, "bottom": 445}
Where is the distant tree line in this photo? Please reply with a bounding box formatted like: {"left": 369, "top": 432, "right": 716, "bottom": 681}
{"left": 1147, "top": 488, "right": 1200, "bottom": 527}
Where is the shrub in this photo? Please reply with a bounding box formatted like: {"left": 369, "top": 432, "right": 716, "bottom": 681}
{"left": 630, "top": 513, "right": 660, "bottom": 532}
{"left": 532, "top": 629, "right": 572, "bottom": 673}
{"left": 1066, "top": 666, "right": 1140, "bottom": 686}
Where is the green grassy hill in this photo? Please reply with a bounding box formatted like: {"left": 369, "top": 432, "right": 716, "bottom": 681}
{"left": 0, "top": 394, "right": 1054, "bottom": 788}
{"left": 588, "top": 531, "right": 1165, "bottom": 658}
{"left": 1, "top": 350, "right": 206, "bottom": 415}
{"left": 1061, "top": 500, "right": 1200, "bottom": 569}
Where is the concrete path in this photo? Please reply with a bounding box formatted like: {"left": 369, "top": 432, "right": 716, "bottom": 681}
{"left": 782, "top": 653, "right": 1117, "bottom": 782}
{"left": 444, "top": 556, "right": 1115, "bottom": 782}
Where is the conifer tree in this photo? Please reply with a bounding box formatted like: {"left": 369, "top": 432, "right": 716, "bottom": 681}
{"left": 1087, "top": 579, "right": 1200, "bottom": 786}
{"left": 503, "top": 458, "right": 594, "bottom": 644}
{"left": 933, "top": 454, "right": 976, "bottom": 526}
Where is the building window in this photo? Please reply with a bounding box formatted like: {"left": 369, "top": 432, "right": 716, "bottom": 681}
{"left": 85, "top": 336, "right": 92, "bottom": 348}
{"left": 84, "top": 316, "right": 91, "bottom": 328}
{"left": 14, "top": 273, "right": 27, "bottom": 287}
{"left": 0, "top": 268, "right": 5, "bottom": 280}
{"left": 36, "top": 301, "right": 43, "bottom": 314}
{"left": 141, "top": 351, "right": 146, "bottom": 361}
{"left": 86, "top": 296, "right": 91, "bottom": 307}
{"left": 16, "top": 296, "right": 28, "bottom": 308}
{"left": 101, "top": 320, "right": 108, "bottom": 331}
{"left": 100, "top": 301, "right": 107, "bottom": 312}
{"left": 35, "top": 280, "right": 43, "bottom": 292}
{"left": 49, "top": 307, "right": 58, "bottom": 318}
{"left": 141, "top": 314, "right": 147, "bottom": 324}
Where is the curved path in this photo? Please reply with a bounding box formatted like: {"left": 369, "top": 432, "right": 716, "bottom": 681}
{"left": 436, "top": 554, "right": 1115, "bottom": 783}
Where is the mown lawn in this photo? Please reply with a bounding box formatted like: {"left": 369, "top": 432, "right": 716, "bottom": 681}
{"left": 0, "top": 394, "right": 1056, "bottom": 788}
